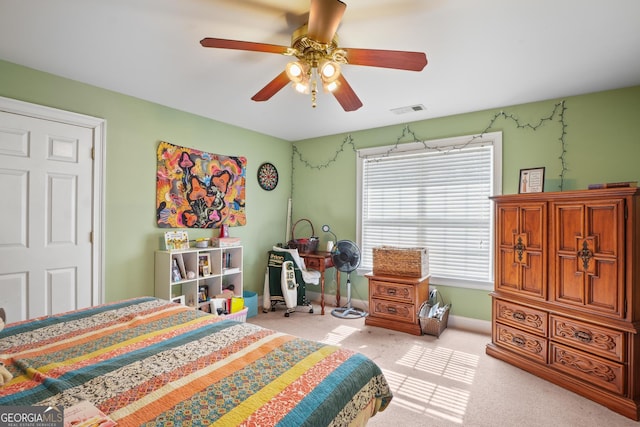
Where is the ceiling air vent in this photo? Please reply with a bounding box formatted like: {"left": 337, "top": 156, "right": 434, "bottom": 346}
{"left": 390, "top": 104, "right": 426, "bottom": 115}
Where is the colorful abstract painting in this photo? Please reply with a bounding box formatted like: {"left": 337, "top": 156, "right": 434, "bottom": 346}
{"left": 156, "top": 141, "right": 246, "bottom": 228}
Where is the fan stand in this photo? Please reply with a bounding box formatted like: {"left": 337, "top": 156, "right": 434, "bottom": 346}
{"left": 331, "top": 272, "right": 367, "bottom": 319}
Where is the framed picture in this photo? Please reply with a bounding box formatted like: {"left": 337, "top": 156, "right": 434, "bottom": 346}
{"left": 519, "top": 167, "right": 545, "bottom": 193}
{"left": 198, "top": 253, "right": 211, "bottom": 276}
{"left": 171, "top": 295, "right": 185, "bottom": 305}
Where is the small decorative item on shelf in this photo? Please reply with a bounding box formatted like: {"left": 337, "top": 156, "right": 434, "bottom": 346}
{"left": 195, "top": 238, "right": 209, "bottom": 248}
{"left": 198, "top": 253, "right": 211, "bottom": 276}
{"left": 164, "top": 231, "right": 189, "bottom": 250}
{"left": 171, "top": 259, "right": 182, "bottom": 282}
{"left": 213, "top": 237, "right": 241, "bottom": 247}
{"left": 198, "top": 286, "right": 209, "bottom": 303}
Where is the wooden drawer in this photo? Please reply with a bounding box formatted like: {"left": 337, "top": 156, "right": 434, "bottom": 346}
{"left": 550, "top": 342, "right": 625, "bottom": 395}
{"left": 494, "top": 323, "right": 548, "bottom": 363}
{"left": 371, "top": 298, "right": 416, "bottom": 323}
{"left": 370, "top": 280, "right": 414, "bottom": 303}
{"left": 304, "top": 257, "right": 323, "bottom": 270}
{"left": 495, "top": 299, "right": 548, "bottom": 336}
{"left": 550, "top": 315, "right": 625, "bottom": 363}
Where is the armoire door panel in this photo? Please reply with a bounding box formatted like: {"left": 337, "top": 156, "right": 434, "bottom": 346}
{"left": 498, "top": 206, "right": 518, "bottom": 247}
{"left": 496, "top": 202, "right": 546, "bottom": 297}
{"left": 556, "top": 255, "right": 585, "bottom": 305}
{"left": 498, "top": 248, "right": 519, "bottom": 291}
{"left": 586, "top": 203, "right": 620, "bottom": 256}
{"left": 555, "top": 205, "right": 584, "bottom": 251}
{"left": 587, "top": 259, "right": 619, "bottom": 314}
{"left": 521, "top": 204, "right": 544, "bottom": 251}
{"left": 521, "top": 251, "right": 544, "bottom": 298}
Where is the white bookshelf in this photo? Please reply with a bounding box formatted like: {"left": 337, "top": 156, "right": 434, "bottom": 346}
{"left": 154, "top": 246, "right": 243, "bottom": 311}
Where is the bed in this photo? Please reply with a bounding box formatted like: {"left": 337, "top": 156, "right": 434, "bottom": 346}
{"left": 0, "top": 297, "right": 392, "bottom": 426}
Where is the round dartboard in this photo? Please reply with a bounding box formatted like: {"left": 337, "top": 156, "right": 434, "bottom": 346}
{"left": 257, "top": 162, "right": 278, "bottom": 191}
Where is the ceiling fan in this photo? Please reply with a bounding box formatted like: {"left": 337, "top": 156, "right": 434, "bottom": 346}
{"left": 200, "top": 0, "right": 427, "bottom": 111}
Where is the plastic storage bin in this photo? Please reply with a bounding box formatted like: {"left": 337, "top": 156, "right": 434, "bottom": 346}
{"left": 243, "top": 290, "right": 258, "bottom": 318}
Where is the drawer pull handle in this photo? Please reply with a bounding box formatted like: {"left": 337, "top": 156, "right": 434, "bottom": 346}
{"left": 574, "top": 330, "right": 592, "bottom": 343}
{"left": 387, "top": 306, "right": 397, "bottom": 314}
{"left": 512, "top": 336, "right": 526, "bottom": 346}
{"left": 512, "top": 311, "right": 526, "bottom": 322}
{"left": 387, "top": 288, "right": 397, "bottom": 295}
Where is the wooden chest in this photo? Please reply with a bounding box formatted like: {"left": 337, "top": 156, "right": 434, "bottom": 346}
{"left": 364, "top": 273, "right": 429, "bottom": 335}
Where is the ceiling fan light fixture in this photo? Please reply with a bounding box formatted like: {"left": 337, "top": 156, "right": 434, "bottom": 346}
{"left": 294, "top": 81, "right": 309, "bottom": 93}
{"left": 285, "top": 61, "right": 308, "bottom": 83}
{"left": 323, "top": 80, "right": 339, "bottom": 92}
{"left": 319, "top": 60, "right": 340, "bottom": 81}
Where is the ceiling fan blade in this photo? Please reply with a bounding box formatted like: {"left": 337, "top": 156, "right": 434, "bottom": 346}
{"left": 200, "top": 37, "right": 289, "bottom": 55}
{"left": 344, "top": 47, "right": 427, "bottom": 71}
{"left": 332, "top": 74, "right": 363, "bottom": 112}
{"left": 307, "top": 0, "right": 346, "bottom": 44}
{"left": 251, "top": 71, "right": 290, "bottom": 102}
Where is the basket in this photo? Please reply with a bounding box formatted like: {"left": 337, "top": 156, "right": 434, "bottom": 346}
{"left": 373, "top": 246, "right": 429, "bottom": 278}
{"left": 287, "top": 218, "right": 319, "bottom": 253}
{"left": 418, "top": 292, "right": 450, "bottom": 337}
{"left": 224, "top": 307, "right": 248, "bottom": 322}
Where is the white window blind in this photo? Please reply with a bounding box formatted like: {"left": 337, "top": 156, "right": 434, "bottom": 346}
{"left": 357, "top": 132, "right": 502, "bottom": 289}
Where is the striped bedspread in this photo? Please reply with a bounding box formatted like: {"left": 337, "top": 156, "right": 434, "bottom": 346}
{"left": 0, "top": 297, "right": 392, "bottom": 426}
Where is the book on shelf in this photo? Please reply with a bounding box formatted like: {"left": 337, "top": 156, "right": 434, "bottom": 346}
{"left": 223, "top": 267, "right": 240, "bottom": 274}
{"left": 588, "top": 181, "right": 637, "bottom": 190}
{"left": 213, "top": 237, "right": 242, "bottom": 247}
{"left": 164, "top": 230, "right": 189, "bottom": 250}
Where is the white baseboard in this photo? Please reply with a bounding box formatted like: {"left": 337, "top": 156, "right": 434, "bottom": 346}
{"left": 447, "top": 315, "right": 491, "bottom": 335}
{"left": 303, "top": 290, "right": 491, "bottom": 335}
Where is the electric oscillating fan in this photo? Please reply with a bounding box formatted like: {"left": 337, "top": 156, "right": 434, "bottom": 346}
{"left": 331, "top": 240, "right": 367, "bottom": 319}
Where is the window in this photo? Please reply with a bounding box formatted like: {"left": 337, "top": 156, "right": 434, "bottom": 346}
{"left": 356, "top": 132, "right": 502, "bottom": 289}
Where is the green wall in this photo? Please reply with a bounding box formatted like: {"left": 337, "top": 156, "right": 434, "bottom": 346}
{"left": 2, "top": 58, "right": 639, "bottom": 323}
{"left": 0, "top": 59, "right": 293, "bottom": 302}
{"left": 291, "top": 86, "right": 640, "bottom": 321}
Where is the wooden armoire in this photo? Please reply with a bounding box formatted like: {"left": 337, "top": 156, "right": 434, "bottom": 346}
{"left": 486, "top": 187, "right": 640, "bottom": 420}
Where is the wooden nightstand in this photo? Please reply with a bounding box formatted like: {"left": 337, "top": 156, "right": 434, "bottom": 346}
{"left": 364, "top": 273, "right": 430, "bottom": 335}
{"left": 299, "top": 251, "right": 340, "bottom": 315}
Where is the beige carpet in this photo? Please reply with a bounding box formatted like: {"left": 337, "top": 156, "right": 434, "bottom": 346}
{"left": 248, "top": 303, "right": 639, "bottom": 427}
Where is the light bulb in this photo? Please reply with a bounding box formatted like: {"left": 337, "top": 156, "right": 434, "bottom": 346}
{"left": 325, "top": 81, "right": 338, "bottom": 92}
{"left": 321, "top": 62, "right": 336, "bottom": 78}
{"left": 289, "top": 63, "right": 302, "bottom": 77}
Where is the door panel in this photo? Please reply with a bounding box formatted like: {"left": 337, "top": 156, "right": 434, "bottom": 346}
{"left": 552, "top": 199, "right": 624, "bottom": 318}
{"left": 557, "top": 254, "right": 584, "bottom": 304}
{"left": 587, "top": 203, "right": 619, "bottom": 256}
{"left": 0, "top": 111, "right": 93, "bottom": 321}
{"left": 495, "top": 202, "right": 546, "bottom": 298}
{"left": 588, "top": 258, "right": 618, "bottom": 313}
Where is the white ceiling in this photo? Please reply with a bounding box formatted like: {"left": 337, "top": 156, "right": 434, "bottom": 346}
{"left": 1, "top": 0, "right": 639, "bottom": 141}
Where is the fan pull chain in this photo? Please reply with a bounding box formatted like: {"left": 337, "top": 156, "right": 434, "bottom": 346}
{"left": 311, "top": 80, "right": 318, "bottom": 108}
